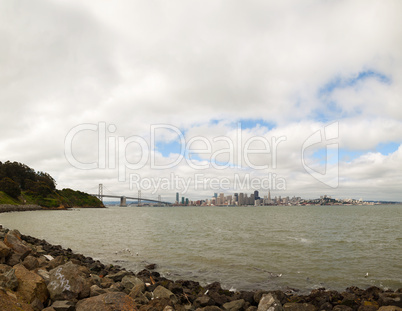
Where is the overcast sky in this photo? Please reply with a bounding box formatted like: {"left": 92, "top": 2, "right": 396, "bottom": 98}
{"left": 1, "top": 0, "right": 402, "bottom": 202}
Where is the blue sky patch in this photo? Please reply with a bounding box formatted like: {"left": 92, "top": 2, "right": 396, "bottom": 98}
{"left": 155, "top": 139, "right": 184, "bottom": 157}
{"left": 375, "top": 142, "right": 400, "bottom": 155}
{"left": 236, "top": 118, "right": 275, "bottom": 130}
{"left": 319, "top": 69, "right": 391, "bottom": 96}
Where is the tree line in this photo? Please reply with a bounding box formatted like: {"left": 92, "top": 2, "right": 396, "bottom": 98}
{"left": 0, "top": 161, "right": 56, "bottom": 199}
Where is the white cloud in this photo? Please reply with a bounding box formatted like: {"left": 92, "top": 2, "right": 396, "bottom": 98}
{"left": 1, "top": 0, "right": 402, "bottom": 201}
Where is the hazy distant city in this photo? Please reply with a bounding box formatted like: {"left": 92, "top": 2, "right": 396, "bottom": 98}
{"left": 172, "top": 191, "right": 381, "bottom": 206}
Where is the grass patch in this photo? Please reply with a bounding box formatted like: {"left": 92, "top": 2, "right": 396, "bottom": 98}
{"left": 0, "top": 191, "right": 19, "bottom": 205}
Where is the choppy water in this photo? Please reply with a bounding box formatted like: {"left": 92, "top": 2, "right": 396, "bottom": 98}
{"left": 1, "top": 205, "right": 401, "bottom": 293}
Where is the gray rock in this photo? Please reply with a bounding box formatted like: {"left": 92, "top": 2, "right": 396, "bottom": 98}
{"left": 319, "top": 302, "right": 333, "bottom": 311}
{"left": 76, "top": 292, "right": 136, "bottom": 311}
{"left": 0, "top": 241, "right": 11, "bottom": 264}
{"left": 283, "top": 303, "right": 317, "bottom": 311}
{"left": 258, "top": 293, "right": 283, "bottom": 311}
{"left": 121, "top": 274, "right": 145, "bottom": 293}
{"left": 254, "top": 291, "right": 269, "bottom": 304}
{"left": 378, "top": 307, "right": 402, "bottom": 311}
{"left": 90, "top": 284, "right": 107, "bottom": 297}
{"left": 4, "top": 230, "right": 31, "bottom": 258}
{"left": 134, "top": 292, "right": 150, "bottom": 305}
{"left": 194, "top": 295, "right": 215, "bottom": 308}
{"left": 129, "top": 283, "right": 146, "bottom": 298}
{"left": 100, "top": 277, "right": 114, "bottom": 289}
{"left": 379, "top": 293, "right": 402, "bottom": 307}
{"left": 333, "top": 306, "right": 353, "bottom": 311}
{"left": 51, "top": 300, "right": 75, "bottom": 311}
{"left": 90, "top": 274, "right": 101, "bottom": 286}
{"left": 106, "top": 270, "right": 130, "bottom": 282}
{"left": 154, "top": 285, "right": 178, "bottom": 304}
{"left": 108, "top": 281, "right": 125, "bottom": 292}
{"left": 6, "top": 252, "right": 24, "bottom": 266}
{"left": 0, "top": 268, "right": 19, "bottom": 290}
{"left": 223, "top": 299, "right": 246, "bottom": 311}
{"left": 23, "top": 255, "right": 39, "bottom": 270}
{"left": 37, "top": 269, "right": 50, "bottom": 284}
{"left": 198, "top": 307, "right": 224, "bottom": 311}
{"left": 48, "top": 261, "right": 94, "bottom": 301}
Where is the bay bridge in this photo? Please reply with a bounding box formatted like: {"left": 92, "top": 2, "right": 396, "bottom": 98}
{"left": 90, "top": 184, "right": 172, "bottom": 206}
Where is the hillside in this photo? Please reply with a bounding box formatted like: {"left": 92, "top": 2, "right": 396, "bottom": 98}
{"left": 0, "top": 161, "right": 104, "bottom": 208}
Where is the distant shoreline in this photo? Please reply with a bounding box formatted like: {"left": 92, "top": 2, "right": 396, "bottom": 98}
{"left": 0, "top": 205, "right": 105, "bottom": 213}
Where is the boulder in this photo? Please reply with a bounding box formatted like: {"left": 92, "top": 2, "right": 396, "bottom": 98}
{"left": 47, "top": 256, "right": 66, "bottom": 270}
{"left": 223, "top": 299, "right": 246, "bottom": 311}
{"left": 194, "top": 295, "right": 216, "bottom": 308}
{"left": 283, "top": 303, "right": 317, "bottom": 311}
{"left": 357, "top": 305, "right": 377, "bottom": 311}
{"left": 106, "top": 270, "right": 130, "bottom": 282}
{"left": 154, "top": 285, "right": 178, "bottom": 304}
{"left": 90, "top": 274, "right": 102, "bottom": 286}
{"left": 47, "top": 261, "right": 94, "bottom": 301}
{"left": 254, "top": 291, "right": 269, "bottom": 305}
{"left": 100, "top": 277, "right": 114, "bottom": 289}
{"left": 319, "top": 302, "right": 333, "bottom": 311}
{"left": 197, "top": 307, "right": 223, "bottom": 311}
{"left": 379, "top": 293, "right": 402, "bottom": 307}
{"left": 6, "top": 252, "right": 25, "bottom": 266}
{"left": 0, "top": 241, "right": 11, "bottom": 263}
{"left": 51, "top": 300, "right": 75, "bottom": 311}
{"left": 0, "top": 289, "right": 35, "bottom": 311}
{"left": 258, "top": 293, "right": 283, "bottom": 311}
{"left": 0, "top": 268, "right": 19, "bottom": 290}
{"left": 129, "top": 282, "right": 146, "bottom": 298}
{"left": 90, "top": 284, "right": 107, "bottom": 297}
{"left": 332, "top": 306, "right": 353, "bottom": 311}
{"left": 139, "top": 297, "right": 172, "bottom": 311}
{"left": 23, "top": 255, "right": 39, "bottom": 270}
{"left": 75, "top": 292, "right": 137, "bottom": 311}
{"left": 13, "top": 263, "right": 49, "bottom": 304}
{"left": 378, "top": 307, "right": 402, "bottom": 311}
{"left": 4, "top": 230, "right": 31, "bottom": 258}
{"left": 37, "top": 269, "right": 50, "bottom": 284}
{"left": 133, "top": 293, "right": 150, "bottom": 305}
{"left": 121, "top": 275, "right": 145, "bottom": 293}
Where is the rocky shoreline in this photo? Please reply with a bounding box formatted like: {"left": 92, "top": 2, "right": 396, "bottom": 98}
{"left": 0, "top": 226, "right": 401, "bottom": 311}
{"left": 0, "top": 205, "right": 45, "bottom": 213}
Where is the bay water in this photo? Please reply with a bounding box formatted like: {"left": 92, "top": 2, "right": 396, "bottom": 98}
{"left": 1, "top": 205, "right": 401, "bottom": 293}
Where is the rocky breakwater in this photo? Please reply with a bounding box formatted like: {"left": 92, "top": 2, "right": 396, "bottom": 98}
{"left": 0, "top": 204, "right": 44, "bottom": 213}
{"left": 0, "top": 226, "right": 401, "bottom": 311}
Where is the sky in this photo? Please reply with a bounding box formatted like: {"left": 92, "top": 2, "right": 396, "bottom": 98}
{"left": 1, "top": 0, "right": 402, "bottom": 202}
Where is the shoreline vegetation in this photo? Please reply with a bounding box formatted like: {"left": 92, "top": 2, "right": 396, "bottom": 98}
{"left": 0, "top": 226, "right": 401, "bottom": 311}
{"left": 0, "top": 161, "right": 104, "bottom": 209}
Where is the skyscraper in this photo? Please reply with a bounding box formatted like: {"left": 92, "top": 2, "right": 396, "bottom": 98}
{"left": 254, "top": 190, "right": 259, "bottom": 200}
{"left": 239, "top": 193, "right": 244, "bottom": 205}
{"left": 176, "top": 192, "right": 179, "bottom": 203}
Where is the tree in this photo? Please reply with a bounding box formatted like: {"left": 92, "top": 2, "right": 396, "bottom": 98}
{"left": 0, "top": 177, "right": 21, "bottom": 198}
